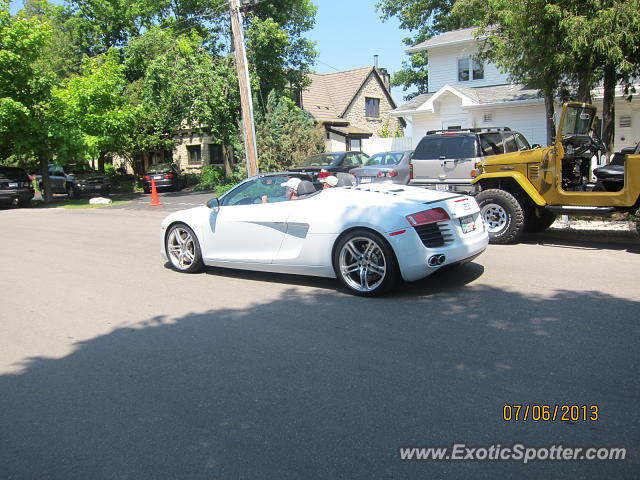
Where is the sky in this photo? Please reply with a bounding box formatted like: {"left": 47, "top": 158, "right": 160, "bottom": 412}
{"left": 9, "top": 0, "right": 416, "bottom": 104}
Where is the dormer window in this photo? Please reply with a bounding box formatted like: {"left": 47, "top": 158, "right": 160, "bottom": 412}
{"left": 458, "top": 57, "right": 484, "bottom": 82}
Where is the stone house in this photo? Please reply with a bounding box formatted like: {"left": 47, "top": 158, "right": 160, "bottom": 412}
{"left": 391, "top": 27, "right": 640, "bottom": 151}
{"left": 301, "top": 66, "right": 405, "bottom": 152}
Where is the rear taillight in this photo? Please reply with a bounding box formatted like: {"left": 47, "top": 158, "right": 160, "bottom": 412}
{"left": 143, "top": 175, "right": 150, "bottom": 181}
{"left": 317, "top": 169, "right": 329, "bottom": 179}
{"left": 164, "top": 173, "right": 174, "bottom": 179}
{"left": 388, "top": 170, "right": 397, "bottom": 177}
{"left": 377, "top": 170, "right": 398, "bottom": 178}
{"left": 406, "top": 207, "right": 450, "bottom": 226}
{"left": 409, "top": 164, "right": 413, "bottom": 180}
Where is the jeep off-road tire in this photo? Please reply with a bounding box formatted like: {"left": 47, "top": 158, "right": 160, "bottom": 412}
{"left": 523, "top": 208, "right": 557, "bottom": 233}
{"left": 476, "top": 189, "right": 525, "bottom": 244}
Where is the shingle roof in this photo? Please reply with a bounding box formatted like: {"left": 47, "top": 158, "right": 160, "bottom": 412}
{"left": 406, "top": 27, "right": 481, "bottom": 53}
{"left": 394, "top": 93, "right": 435, "bottom": 112}
{"left": 301, "top": 67, "right": 376, "bottom": 123}
{"left": 392, "top": 84, "right": 541, "bottom": 114}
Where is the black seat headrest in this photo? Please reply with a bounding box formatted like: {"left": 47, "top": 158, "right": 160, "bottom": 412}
{"left": 335, "top": 172, "right": 357, "bottom": 186}
{"left": 297, "top": 180, "right": 316, "bottom": 195}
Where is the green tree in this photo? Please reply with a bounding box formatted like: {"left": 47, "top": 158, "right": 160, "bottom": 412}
{"left": 456, "top": 0, "right": 640, "bottom": 147}
{"left": 0, "top": 0, "right": 79, "bottom": 201}
{"left": 255, "top": 90, "right": 323, "bottom": 172}
{"left": 55, "top": 49, "right": 139, "bottom": 171}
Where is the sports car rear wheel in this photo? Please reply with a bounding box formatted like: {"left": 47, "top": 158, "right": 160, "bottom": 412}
{"left": 333, "top": 230, "right": 398, "bottom": 296}
{"left": 166, "top": 223, "right": 204, "bottom": 273}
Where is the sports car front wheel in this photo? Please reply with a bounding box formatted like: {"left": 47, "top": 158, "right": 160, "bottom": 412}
{"left": 333, "top": 230, "right": 398, "bottom": 296}
{"left": 166, "top": 223, "right": 204, "bottom": 273}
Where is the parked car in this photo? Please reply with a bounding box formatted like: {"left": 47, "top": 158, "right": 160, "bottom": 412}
{"left": 37, "top": 163, "right": 111, "bottom": 198}
{"left": 142, "top": 163, "right": 183, "bottom": 193}
{"left": 410, "top": 127, "right": 532, "bottom": 192}
{"left": 0, "top": 166, "right": 35, "bottom": 207}
{"left": 289, "top": 151, "right": 369, "bottom": 181}
{"left": 349, "top": 150, "right": 413, "bottom": 185}
{"left": 160, "top": 172, "right": 488, "bottom": 296}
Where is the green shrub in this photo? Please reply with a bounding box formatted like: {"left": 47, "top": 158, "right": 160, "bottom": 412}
{"left": 110, "top": 174, "right": 138, "bottom": 193}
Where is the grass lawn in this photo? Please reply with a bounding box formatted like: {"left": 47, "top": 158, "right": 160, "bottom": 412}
{"left": 31, "top": 198, "right": 132, "bottom": 209}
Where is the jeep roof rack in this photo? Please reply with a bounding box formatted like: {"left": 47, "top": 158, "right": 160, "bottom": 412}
{"left": 426, "top": 127, "right": 512, "bottom": 135}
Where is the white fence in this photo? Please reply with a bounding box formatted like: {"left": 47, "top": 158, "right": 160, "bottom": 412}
{"left": 361, "top": 137, "right": 413, "bottom": 155}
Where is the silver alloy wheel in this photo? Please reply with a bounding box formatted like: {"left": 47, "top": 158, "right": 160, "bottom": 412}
{"left": 481, "top": 203, "right": 508, "bottom": 233}
{"left": 338, "top": 236, "right": 386, "bottom": 292}
{"left": 167, "top": 227, "right": 197, "bottom": 270}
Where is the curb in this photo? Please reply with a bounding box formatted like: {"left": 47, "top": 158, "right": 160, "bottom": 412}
{"left": 545, "top": 221, "right": 639, "bottom": 243}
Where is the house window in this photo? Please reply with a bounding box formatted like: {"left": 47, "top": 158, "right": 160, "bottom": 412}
{"left": 209, "top": 144, "right": 224, "bottom": 165}
{"left": 458, "top": 57, "right": 484, "bottom": 82}
{"left": 349, "top": 138, "right": 362, "bottom": 151}
{"left": 187, "top": 145, "right": 202, "bottom": 164}
{"left": 483, "top": 113, "right": 493, "bottom": 123}
{"left": 365, "top": 97, "right": 380, "bottom": 118}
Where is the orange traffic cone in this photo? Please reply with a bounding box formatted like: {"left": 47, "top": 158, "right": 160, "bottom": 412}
{"left": 150, "top": 178, "right": 163, "bottom": 206}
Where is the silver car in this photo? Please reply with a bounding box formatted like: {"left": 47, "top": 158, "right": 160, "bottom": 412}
{"left": 349, "top": 150, "right": 413, "bottom": 185}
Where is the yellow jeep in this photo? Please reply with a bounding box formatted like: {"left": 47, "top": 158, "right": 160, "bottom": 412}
{"left": 472, "top": 102, "right": 640, "bottom": 243}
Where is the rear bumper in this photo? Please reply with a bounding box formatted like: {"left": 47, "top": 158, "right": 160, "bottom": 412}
{"left": 388, "top": 218, "right": 489, "bottom": 282}
{"left": 0, "top": 188, "right": 34, "bottom": 204}
{"left": 144, "top": 179, "right": 177, "bottom": 190}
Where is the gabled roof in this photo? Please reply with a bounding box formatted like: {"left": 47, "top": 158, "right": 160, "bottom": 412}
{"left": 301, "top": 67, "right": 397, "bottom": 124}
{"left": 391, "top": 84, "right": 541, "bottom": 115}
{"left": 406, "top": 27, "right": 481, "bottom": 54}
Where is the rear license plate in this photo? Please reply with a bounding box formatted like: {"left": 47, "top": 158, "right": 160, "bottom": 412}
{"left": 8, "top": 182, "right": 18, "bottom": 188}
{"left": 459, "top": 215, "right": 475, "bottom": 234}
{"left": 435, "top": 184, "right": 450, "bottom": 191}
{"left": 359, "top": 177, "right": 372, "bottom": 183}
{"left": 153, "top": 175, "right": 162, "bottom": 180}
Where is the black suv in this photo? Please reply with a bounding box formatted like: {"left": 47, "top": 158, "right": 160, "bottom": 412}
{"left": 410, "top": 127, "right": 532, "bottom": 192}
{"left": 37, "top": 163, "right": 111, "bottom": 198}
{"left": 289, "top": 151, "right": 369, "bottom": 181}
{"left": 0, "top": 166, "right": 35, "bottom": 207}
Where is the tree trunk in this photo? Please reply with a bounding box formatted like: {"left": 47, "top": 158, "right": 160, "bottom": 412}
{"left": 98, "top": 153, "right": 106, "bottom": 173}
{"left": 544, "top": 91, "right": 556, "bottom": 146}
{"left": 602, "top": 63, "right": 616, "bottom": 160}
{"left": 39, "top": 151, "right": 52, "bottom": 203}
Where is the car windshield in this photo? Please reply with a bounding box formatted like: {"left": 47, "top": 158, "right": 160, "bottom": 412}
{"left": 364, "top": 152, "right": 404, "bottom": 166}
{"left": 0, "top": 167, "right": 29, "bottom": 181}
{"left": 67, "top": 164, "right": 96, "bottom": 174}
{"left": 147, "top": 164, "right": 173, "bottom": 173}
{"left": 561, "top": 105, "right": 596, "bottom": 137}
{"left": 414, "top": 135, "right": 478, "bottom": 159}
{"left": 299, "top": 154, "right": 340, "bottom": 167}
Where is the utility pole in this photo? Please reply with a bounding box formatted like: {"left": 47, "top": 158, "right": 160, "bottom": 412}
{"left": 229, "top": 0, "right": 258, "bottom": 177}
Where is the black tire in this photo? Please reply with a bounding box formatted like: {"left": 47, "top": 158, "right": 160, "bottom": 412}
{"left": 165, "top": 223, "right": 204, "bottom": 273}
{"left": 476, "top": 189, "right": 525, "bottom": 244}
{"left": 17, "top": 198, "right": 32, "bottom": 208}
{"left": 524, "top": 208, "right": 556, "bottom": 233}
{"left": 143, "top": 187, "right": 150, "bottom": 194}
{"left": 332, "top": 229, "right": 399, "bottom": 296}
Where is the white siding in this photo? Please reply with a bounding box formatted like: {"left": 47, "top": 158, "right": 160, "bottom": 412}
{"left": 325, "top": 131, "right": 346, "bottom": 152}
{"left": 428, "top": 44, "right": 510, "bottom": 92}
{"left": 591, "top": 98, "right": 640, "bottom": 150}
{"left": 361, "top": 137, "right": 413, "bottom": 155}
{"left": 471, "top": 105, "right": 548, "bottom": 147}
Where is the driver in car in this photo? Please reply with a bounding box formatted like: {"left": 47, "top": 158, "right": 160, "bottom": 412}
{"left": 261, "top": 177, "right": 301, "bottom": 203}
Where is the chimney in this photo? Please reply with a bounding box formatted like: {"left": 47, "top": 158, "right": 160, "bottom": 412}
{"left": 378, "top": 67, "right": 390, "bottom": 90}
{"left": 373, "top": 54, "right": 379, "bottom": 68}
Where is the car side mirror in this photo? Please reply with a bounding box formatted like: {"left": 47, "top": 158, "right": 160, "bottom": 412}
{"left": 206, "top": 197, "right": 220, "bottom": 211}
{"left": 531, "top": 144, "right": 541, "bottom": 149}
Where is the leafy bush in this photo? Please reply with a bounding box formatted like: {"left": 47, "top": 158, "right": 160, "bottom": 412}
{"left": 110, "top": 174, "right": 138, "bottom": 193}
{"left": 193, "top": 165, "right": 245, "bottom": 192}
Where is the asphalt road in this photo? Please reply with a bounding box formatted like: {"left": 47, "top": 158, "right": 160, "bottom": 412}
{"left": 0, "top": 203, "right": 639, "bottom": 479}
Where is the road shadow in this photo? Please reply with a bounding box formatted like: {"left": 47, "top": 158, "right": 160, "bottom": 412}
{"left": 523, "top": 230, "right": 640, "bottom": 254}
{"left": 165, "top": 261, "right": 485, "bottom": 297}
{"left": 1, "top": 286, "right": 638, "bottom": 479}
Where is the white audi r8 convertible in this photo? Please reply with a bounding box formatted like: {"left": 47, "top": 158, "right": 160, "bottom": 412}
{"left": 160, "top": 173, "right": 488, "bottom": 296}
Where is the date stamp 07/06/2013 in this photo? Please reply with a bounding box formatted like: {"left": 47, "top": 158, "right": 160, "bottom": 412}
{"left": 502, "top": 404, "right": 599, "bottom": 422}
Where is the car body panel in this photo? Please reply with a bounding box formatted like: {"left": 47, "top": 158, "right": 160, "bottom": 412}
{"left": 0, "top": 167, "right": 34, "bottom": 205}
{"left": 161, "top": 175, "right": 489, "bottom": 284}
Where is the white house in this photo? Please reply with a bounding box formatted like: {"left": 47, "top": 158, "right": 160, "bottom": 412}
{"left": 391, "top": 27, "right": 640, "bottom": 151}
